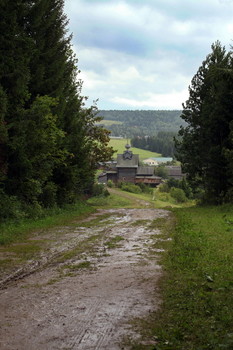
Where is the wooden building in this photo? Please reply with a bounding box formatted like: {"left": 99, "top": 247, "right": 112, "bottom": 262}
{"left": 98, "top": 144, "right": 162, "bottom": 186}
{"left": 165, "top": 166, "right": 185, "bottom": 180}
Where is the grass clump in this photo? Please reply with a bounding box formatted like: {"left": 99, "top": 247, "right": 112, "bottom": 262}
{"left": 105, "top": 235, "right": 124, "bottom": 249}
{"left": 151, "top": 205, "right": 233, "bottom": 350}
{"left": 63, "top": 261, "right": 92, "bottom": 270}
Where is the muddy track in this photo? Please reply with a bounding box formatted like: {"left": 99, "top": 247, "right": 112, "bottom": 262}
{"left": 0, "top": 208, "right": 169, "bottom": 350}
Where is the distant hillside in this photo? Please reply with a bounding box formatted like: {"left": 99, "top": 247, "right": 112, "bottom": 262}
{"left": 97, "top": 110, "right": 185, "bottom": 138}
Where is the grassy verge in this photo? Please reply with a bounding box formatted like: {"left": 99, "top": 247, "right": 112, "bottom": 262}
{"left": 0, "top": 201, "right": 95, "bottom": 246}
{"left": 135, "top": 204, "right": 233, "bottom": 350}
{"left": 106, "top": 187, "right": 194, "bottom": 209}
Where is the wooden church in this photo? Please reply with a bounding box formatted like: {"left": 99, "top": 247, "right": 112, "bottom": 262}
{"left": 98, "top": 144, "right": 161, "bottom": 186}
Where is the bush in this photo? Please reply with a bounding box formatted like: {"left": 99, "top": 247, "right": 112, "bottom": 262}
{"left": 0, "top": 189, "right": 25, "bottom": 223}
{"left": 40, "top": 182, "right": 57, "bottom": 208}
{"left": 170, "top": 187, "right": 188, "bottom": 203}
{"left": 167, "top": 178, "right": 193, "bottom": 199}
{"left": 158, "top": 182, "right": 170, "bottom": 193}
{"left": 138, "top": 183, "right": 153, "bottom": 194}
{"left": 107, "top": 180, "right": 114, "bottom": 188}
{"left": 120, "top": 182, "right": 142, "bottom": 194}
{"left": 92, "top": 184, "right": 110, "bottom": 197}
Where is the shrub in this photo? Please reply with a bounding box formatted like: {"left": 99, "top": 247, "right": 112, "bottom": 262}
{"left": 120, "top": 182, "right": 142, "bottom": 194}
{"left": 170, "top": 187, "right": 188, "bottom": 203}
{"left": 0, "top": 189, "right": 25, "bottom": 223}
{"left": 40, "top": 182, "right": 57, "bottom": 208}
{"left": 107, "top": 180, "right": 114, "bottom": 188}
{"left": 158, "top": 182, "right": 170, "bottom": 193}
{"left": 167, "top": 178, "right": 193, "bottom": 199}
{"left": 92, "top": 184, "right": 110, "bottom": 197}
{"left": 138, "top": 183, "right": 153, "bottom": 194}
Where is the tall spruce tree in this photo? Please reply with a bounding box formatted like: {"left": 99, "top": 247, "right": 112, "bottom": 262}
{"left": 0, "top": 0, "right": 113, "bottom": 214}
{"left": 176, "top": 42, "right": 233, "bottom": 203}
{"left": 25, "top": 0, "right": 113, "bottom": 203}
{"left": 0, "top": 0, "right": 32, "bottom": 197}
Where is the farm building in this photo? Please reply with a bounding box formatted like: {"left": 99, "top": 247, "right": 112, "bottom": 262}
{"left": 98, "top": 144, "right": 162, "bottom": 186}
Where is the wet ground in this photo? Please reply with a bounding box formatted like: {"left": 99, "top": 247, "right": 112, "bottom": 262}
{"left": 0, "top": 208, "right": 169, "bottom": 350}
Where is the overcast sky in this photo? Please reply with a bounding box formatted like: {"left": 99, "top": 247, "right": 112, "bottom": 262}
{"left": 64, "top": 0, "right": 233, "bottom": 110}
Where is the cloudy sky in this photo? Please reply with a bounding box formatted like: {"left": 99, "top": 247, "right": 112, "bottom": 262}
{"left": 64, "top": 0, "right": 233, "bottom": 110}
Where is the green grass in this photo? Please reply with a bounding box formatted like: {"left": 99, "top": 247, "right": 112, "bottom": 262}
{"left": 109, "top": 138, "right": 161, "bottom": 160}
{"left": 135, "top": 204, "right": 233, "bottom": 350}
{"left": 87, "top": 193, "right": 135, "bottom": 208}
{"left": 0, "top": 201, "right": 95, "bottom": 246}
{"left": 106, "top": 187, "right": 194, "bottom": 210}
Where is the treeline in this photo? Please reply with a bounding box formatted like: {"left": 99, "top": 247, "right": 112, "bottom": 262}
{"left": 176, "top": 41, "right": 233, "bottom": 204}
{"left": 0, "top": 1, "right": 113, "bottom": 222}
{"left": 131, "top": 132, "right": 176, "bottom": 157}
{"left": 98, "top": 110, "right": 184, "bottom": 138}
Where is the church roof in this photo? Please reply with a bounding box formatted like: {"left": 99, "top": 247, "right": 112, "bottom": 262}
{"left": 116, "top": 154, "right": 139, "bottom": 168}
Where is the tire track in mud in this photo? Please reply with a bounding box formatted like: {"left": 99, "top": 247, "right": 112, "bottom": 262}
{"left": 0, "top": 208, "right": 169, "bottom": 350}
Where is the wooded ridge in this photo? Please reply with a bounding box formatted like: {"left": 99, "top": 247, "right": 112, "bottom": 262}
{"left": 97, "top": 109, "right": 184, "bottom": 137}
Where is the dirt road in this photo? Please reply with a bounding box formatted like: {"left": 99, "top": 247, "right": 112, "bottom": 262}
{"left": 0, "top": 208, "right": 169, "bottom": 349}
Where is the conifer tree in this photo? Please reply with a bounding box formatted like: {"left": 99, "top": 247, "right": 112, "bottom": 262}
{"left": 0, "top": 0, "right": 113, "bottom": 211}
{"left": 176, "top": 42, "right": 233, "bottom": 203}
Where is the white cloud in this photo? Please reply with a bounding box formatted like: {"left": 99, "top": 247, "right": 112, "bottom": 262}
{"left": 65, "top": 0, "right": 233, "bottom": 109}
{"left": 111, "top": 89, "right": 189, "bottom": 110}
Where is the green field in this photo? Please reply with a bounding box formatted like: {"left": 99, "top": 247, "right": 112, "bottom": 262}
{"left": 109, "top": 138, "right": 161, "bottom": 159}
{"left": 96, "top": 119, "right": 123, "bottom": 126}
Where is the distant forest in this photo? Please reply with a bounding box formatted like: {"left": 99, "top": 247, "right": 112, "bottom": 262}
{"left": 131, "top": 132, "right": 177, "bottom": 157}
{"left": 97, "top": 110, "right": 184, "bottom": 138}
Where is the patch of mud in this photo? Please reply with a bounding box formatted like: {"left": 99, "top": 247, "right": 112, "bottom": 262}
{"left": 0, "top": 208, "right": 169, "bottom": 350}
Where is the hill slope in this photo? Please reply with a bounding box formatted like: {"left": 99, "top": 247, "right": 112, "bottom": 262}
{"left": 97, "top": 110, "right": 184, "bottom": 137}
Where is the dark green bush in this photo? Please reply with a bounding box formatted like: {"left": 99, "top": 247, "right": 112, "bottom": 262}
{"left": 92, "top": 184, "right": 110, "bottom": 197}
{"left": 167, "top": 178, "right": 193, "bottom": 199}
{"left": 170, "top": 187, "right": 188, "bottom": 203}
{"left": 0, "top": 189, "right": 25, "bottom": 223}
{"left": 138, "top": 183, "right": 153, "bottom": 194}
{"left": 40, "top": 182, "right": 57, "bottom": 208}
